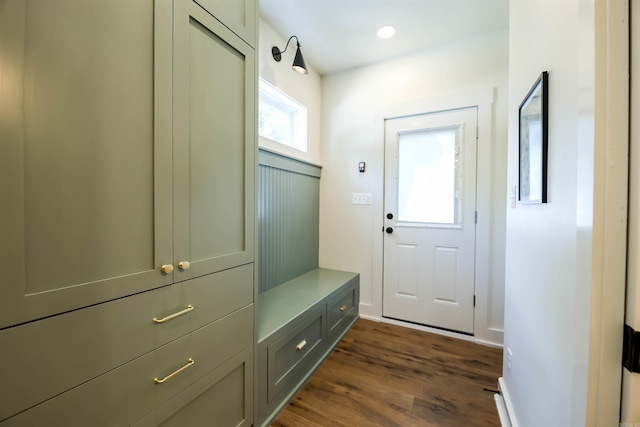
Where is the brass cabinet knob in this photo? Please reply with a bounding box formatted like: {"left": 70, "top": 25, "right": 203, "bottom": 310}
{"left": 161, "top": 264, "right": 174, "bottom": 274}
{"left": 178, "top": 261, "right": 190, "bottom": 271}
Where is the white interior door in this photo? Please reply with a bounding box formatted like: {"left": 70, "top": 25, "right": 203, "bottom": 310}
{"left": 383, "top": 107, "right": 477, "bottom": 334}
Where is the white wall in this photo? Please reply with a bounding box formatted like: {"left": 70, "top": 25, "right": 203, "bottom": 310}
{"left": 502, "top": 0, "right": 627, "bottom": 425}
{"left": 318, "top": 30, "right": 509, "bottom": 345}
{"left": 258, "top": 18, "right": 323, "bottom": 165}
{"left": 503, "top": 3, "right": 581, "bottom": 425}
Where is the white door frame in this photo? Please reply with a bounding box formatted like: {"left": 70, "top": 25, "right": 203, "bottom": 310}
{"left": 372, "top": 87, "right": 499, "bottom": 344}
{"left": 622, "top": 0, "right": 639, "bottom": 422}
{"left": 583, "top": 0, "right": 629, "bottom": 423}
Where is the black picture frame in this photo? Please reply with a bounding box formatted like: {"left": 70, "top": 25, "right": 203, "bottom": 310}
{"left": 518, "top": 71, "right": 549, "bottom": 204}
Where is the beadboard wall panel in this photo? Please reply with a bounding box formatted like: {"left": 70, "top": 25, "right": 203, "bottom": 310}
{"left": 258, "top": 149, "right": 321, "bottom": 294}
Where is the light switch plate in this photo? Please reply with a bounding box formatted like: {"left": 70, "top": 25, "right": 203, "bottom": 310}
{"left": 352, "top": 193, "right": 372, "bottom": 205}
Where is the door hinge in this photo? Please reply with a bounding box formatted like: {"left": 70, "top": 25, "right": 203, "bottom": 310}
{"left": 623, "top": 324, "right": 640, "bottom": 373}
{"left": 473, "top": 295, "right": 476, "bottom": 307}
{"left": 475, "top": 211, "right": 478, "bottom": 224}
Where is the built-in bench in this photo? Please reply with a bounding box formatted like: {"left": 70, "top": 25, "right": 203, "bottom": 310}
{"left": 257, "top": 268, "right": 359, "bottom": 426}
{"left": 256, "top": 149, "right": 360, "bottom": 426}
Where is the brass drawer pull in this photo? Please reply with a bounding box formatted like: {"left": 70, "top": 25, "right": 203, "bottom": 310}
{"left": 296, "top": 339, "right": 307, "bottom": 351}
{"left": 152, "top": 305, "right": 194, "bottom": 324}
{"left": 340, "top": 304, "right": 348, "bottom": 312}
{"left": 154, "top": 358, "right": 195, "bottom": 384}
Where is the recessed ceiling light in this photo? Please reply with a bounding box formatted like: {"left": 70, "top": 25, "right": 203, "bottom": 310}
{"left": 377, "top": 25, "right": 396, "bottom": 40}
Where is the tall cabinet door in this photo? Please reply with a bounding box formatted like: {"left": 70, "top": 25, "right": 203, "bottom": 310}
{"left": 0, "top": 0, "right": 174, "bottom": 329}
{"left": 173, "top": 0, "right": 256, "bottom": 282}
{"left": 193, "top": 0, "right": 257, "bottom": 45}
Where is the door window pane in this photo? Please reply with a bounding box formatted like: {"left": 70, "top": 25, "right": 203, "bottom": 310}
{"left": 397, "top": 127, "right": 460, "bottom": 225}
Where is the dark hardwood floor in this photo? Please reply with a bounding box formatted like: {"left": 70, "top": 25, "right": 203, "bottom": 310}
{"left": 271, "top": 319, "right": 503, "bottom": 427}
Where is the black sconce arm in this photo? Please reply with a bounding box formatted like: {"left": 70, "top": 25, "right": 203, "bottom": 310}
{"left": 272, "top": 35, "right": 299, "bottom": 62}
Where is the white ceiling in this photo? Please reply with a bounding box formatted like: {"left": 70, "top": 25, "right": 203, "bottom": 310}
{"left": 259, "top": 0, "right": 509, "bottom": 76}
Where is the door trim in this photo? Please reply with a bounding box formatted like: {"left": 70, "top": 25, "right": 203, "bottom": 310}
{"left": 370, "top": 87, "right": 500, "bottom": 344}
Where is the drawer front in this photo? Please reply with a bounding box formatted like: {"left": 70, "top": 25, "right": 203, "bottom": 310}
{"left": 0, "top": 283, "right": 181, "bottom": 422}
{"left": 0, "top": 264, "right": 252, "bottom": 422}
{"left": 154, "top": 304, "right": 254, "bottom": 406}
{"left": 185, "top": 263, "right": 254, "bottom": 331}
{"left": 267, "top": 306, "right": 325, "bottom": 402}
{"left": 0, "top": 305, "right": 253, "bottom": 427}
{"left": 0, "top": 337, "right": 168, "bottom": 427}
{"left": 327, "top": 284, "right": 358, "bottom": 333}
{"left": 133, "top": 347, "right": 254, "bottom": 427}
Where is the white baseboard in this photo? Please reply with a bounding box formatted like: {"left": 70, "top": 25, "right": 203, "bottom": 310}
{"left": 497, "top": 377, "right": 519, "bottom": 427}
{"left": 357, "top": 313, "right": 380, "bottom": 322}
{"left": 495, "top": 393, "right": 512, "bottom": 427}
{"left": 357, "top": 303, "right": 379, "bottom": 321}
{"left": 475, "top": 336, "right": 504, "bottom": 349}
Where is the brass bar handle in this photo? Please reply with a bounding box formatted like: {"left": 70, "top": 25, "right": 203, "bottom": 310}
{"left": 152, "top": 305, "right": 194, "bottom": 324}
{"left": 154, "top": 358, "right": 195, "bottom": 384}
{"left": 296, "top": 339, "right": 307, "bottom": 351}
{"left": 340, "top": 304, "right": 348, "bottom": 312}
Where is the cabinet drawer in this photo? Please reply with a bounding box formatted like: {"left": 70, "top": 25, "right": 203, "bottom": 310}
{"left": 0, "top": 336, "right": 172, "bottom": 426}
{"left": 185, "top": 264, "right": 254, "bottom": 331}
{"left": 153, "top": 304, "right": 254, "bottom": 407}
{"left": 133, "top": 346, "right": 253, "bottom": 427}
{"left": 0, "top": 265, "right": 253, "bottom": 422}
{"left": 0, "top": 305, "right": 253, "bottom": 426}
{"left": 327, "top": 284, "right": 358, "bottom": 334}
{"left": 267, "top": 306, "right": 325, "bottom": 402}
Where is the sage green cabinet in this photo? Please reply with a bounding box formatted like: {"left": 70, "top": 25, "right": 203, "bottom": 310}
{"left": 132, "top": 347, "right": 254, "bottom": 427}
{"left": 0, "top": 0, "right": 255, "bottom": 330}
{"left": 173, "top": 0, "right": 255, "bottom": 283}
{"left": 0, "top": 0, "right": 172, "bottom": 330}
{"left": 257, "top": 269, "right": 360, "bottom": 426}
{"left": 0, "top": 0, "right": 256, "bottom": 425}
{"left": 1, "top": 306, "right": 253, "bottom": 427}
{"left": 194, "top": 0, "right": 257, "bottom": 46}
{"left": 0, "top": 265, "right": 253, "bottom": 421}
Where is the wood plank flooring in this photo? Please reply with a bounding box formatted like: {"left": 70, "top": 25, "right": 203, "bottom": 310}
{"left": 271, "top": 319, "right": 503, "bottom": 427}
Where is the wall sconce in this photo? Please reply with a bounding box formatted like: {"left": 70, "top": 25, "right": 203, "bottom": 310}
{"left": 272, "top": 35, "right": 308, "bottom": 75}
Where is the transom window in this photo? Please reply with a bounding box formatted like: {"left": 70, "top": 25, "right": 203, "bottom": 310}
{"left": 258, "top": 78, "right": 307, "bottom": 152}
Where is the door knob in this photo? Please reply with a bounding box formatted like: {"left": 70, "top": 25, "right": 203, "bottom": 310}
{"left": 385, "top": 227, "right": 393, "bottom": 234}
{"left": 161, "top": 264, "right": 174, "bottom": 274}
{"left": 178, "top": 261, "right": 190, "bottom": 271}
